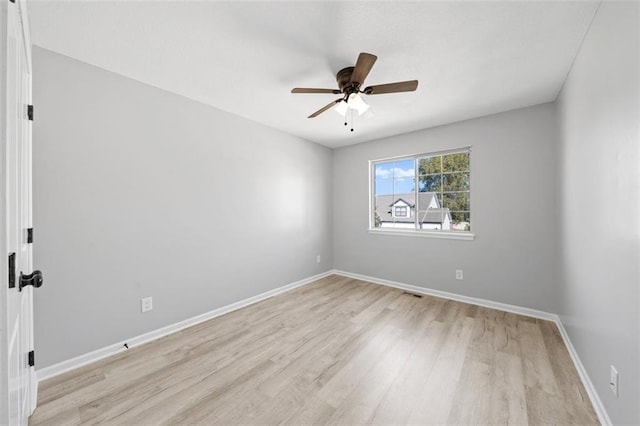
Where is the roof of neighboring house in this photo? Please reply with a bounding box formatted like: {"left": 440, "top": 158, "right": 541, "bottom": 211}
{"left": 375, "top": 192, "right": 451, "bottom": 224}
{"left": 390, "top": 197, "right": 413, "bottom": 207}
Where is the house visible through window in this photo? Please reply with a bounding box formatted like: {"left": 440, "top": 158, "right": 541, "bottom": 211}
{"left": 371, "top": 148, "right": 471, "bottom": 233}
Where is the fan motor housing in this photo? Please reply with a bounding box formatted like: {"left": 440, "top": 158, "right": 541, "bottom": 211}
{"left": 337, "top": 67, "right": 357, "bottom": 93}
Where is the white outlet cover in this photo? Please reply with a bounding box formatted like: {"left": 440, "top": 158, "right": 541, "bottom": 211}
{"left": 141, "top": 297, "right": 153, "bottom": 313}
{"left": 610, "top": 365, "right": 619, "bottom": 397}
{"left": 456, "top": 270, "right": 464, "bottom": 280}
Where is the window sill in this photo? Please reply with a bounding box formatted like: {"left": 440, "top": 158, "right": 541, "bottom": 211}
{"left": 367, "top": 228, "right": 475, "bottom": 241}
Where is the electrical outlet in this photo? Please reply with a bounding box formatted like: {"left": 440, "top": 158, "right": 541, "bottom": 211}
{"left": 316, "top": 255, "right": 321, "bottom": 264}
{"left": 141, "top": 297, "right": 153, "bottom": 313}
{"left": 610, "top": 365, "right": 619, "bottom": 397}
{"left": 456, "top": 270, "right": 464, "bottom": 280}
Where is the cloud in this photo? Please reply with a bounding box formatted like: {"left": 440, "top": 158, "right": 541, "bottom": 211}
{"left": 375, "top": 169, "right": 392, "bottom": 178}
{"left": 375, "top": 167, "right": 414, "bottom": 179}
{"left": 394, "top": 167, "right": 415, "bottom": 178}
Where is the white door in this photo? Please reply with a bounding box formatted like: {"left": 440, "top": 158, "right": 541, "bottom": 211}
{"left": 1, "top": 0, "right": 36, "bottom": 424}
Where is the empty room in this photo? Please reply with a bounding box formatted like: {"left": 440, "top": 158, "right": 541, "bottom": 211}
{"left": 1, "top": 0, "right": 638, "bottom": 425}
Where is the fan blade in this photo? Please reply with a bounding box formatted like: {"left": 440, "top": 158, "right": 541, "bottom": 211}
{"left": 350, "top": 52, "right": 377, "bottom": 86}
{"left": 308, "top": 98, "right": 343, "bottom": 118}
{"left": 363, "top": 80, "right": 418, "bottom": 95}
{"left": 292, "top": 88, "right": 342, "bottom": 94}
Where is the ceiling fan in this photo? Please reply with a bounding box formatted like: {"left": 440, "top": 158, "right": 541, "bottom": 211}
{"left": 291, "top": 52, "right": 419, "bottom": 119}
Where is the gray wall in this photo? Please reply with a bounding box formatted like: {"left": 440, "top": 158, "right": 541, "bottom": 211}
{"left": 32, "top": 47, "right": 333, "bottom": 368}
{"left": 557, "top": 2, "right": 639, "bottom": 424}
{"left": 333, "top": 103, "right": 560, "bottom": 313}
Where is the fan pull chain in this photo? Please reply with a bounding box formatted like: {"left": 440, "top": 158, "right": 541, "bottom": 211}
{"left": 350, "top": 108, "right": 354, "bottom": 132}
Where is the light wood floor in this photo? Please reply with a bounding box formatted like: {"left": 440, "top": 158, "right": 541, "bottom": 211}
{"left": 31, "top": 275, "right": 598, "bottom": 425}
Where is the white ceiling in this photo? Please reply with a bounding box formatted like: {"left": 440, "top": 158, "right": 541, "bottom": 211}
{"left": 27, "top": 1, "right": 598, "bottom": 148}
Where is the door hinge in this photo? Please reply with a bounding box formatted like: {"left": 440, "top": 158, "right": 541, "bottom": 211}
{"left": 8, "top": 253, "right": 16, "bottom": 289}
{"left": 27, "top": 228, "right": 33, "bottom": 243}
{"left": 28, "top": 350, "right": 35, "bottom": 367}
{"left": 27, "top": 105, "right": 33, "bottom": 121}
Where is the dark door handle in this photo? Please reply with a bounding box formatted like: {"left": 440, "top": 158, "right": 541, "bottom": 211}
{"left": 19, "top": 270, "right": 43, "bottom": 291}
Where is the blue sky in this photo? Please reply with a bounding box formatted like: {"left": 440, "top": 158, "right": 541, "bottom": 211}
{"left": 374, "top": 159, "right": 415, "bottom": 195}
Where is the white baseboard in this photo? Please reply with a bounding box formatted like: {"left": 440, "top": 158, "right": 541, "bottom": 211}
{"left": 331, "top": 269, "right": 556, "bottom": 321}
{"left": 36, "top": 270, "right": 333, "bottom": 382}
{"left": 331, "top": 269, "right": 610, "bottom": 426}
{"left": 554, "top": 319, "right": 611, "bottom": 426}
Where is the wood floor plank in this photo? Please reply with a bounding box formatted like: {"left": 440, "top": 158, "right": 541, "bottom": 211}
{"left": 448, "top": 358, "right": 493, "bottom": 424}
{"left": 489, "top": 351, "right": 529, "bottom": 424}
{"left": 325, "top": 328, "right": 416, "bottom": 425}
{"left": 31, "top": 276, "right": 598, "bottom": 425}
{"left": 538, "top": 319, "right": 600, "bottom": 424}
{"left": 518, "top": 319, "right": 569, "bottom": 424}
{"left": 369, "top": 320, "right": 447, "bottom": 425}
{"left": 407, "top": 315, "right": 475, "bottom": 424}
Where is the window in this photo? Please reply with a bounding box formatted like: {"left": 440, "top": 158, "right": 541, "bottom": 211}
{"left": 394, "top": 206, "right": 408, "bottom": 217}
{"left": 371, "top": 148, "right": 471, "bottom": 236}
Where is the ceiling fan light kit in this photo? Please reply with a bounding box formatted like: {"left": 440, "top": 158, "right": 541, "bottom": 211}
{"left": 334, "top": 94, "right": 370, "bottom": 116}
{"left": 291, "top": 52, "right": 419, "bottom": 131}
{"left": 334, "top": 100, "right": 348, "bottom": 116}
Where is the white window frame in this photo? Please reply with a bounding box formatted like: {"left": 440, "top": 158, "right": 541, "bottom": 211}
{"left": 368, "top": 147, "right": 475, "bottom": 241}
